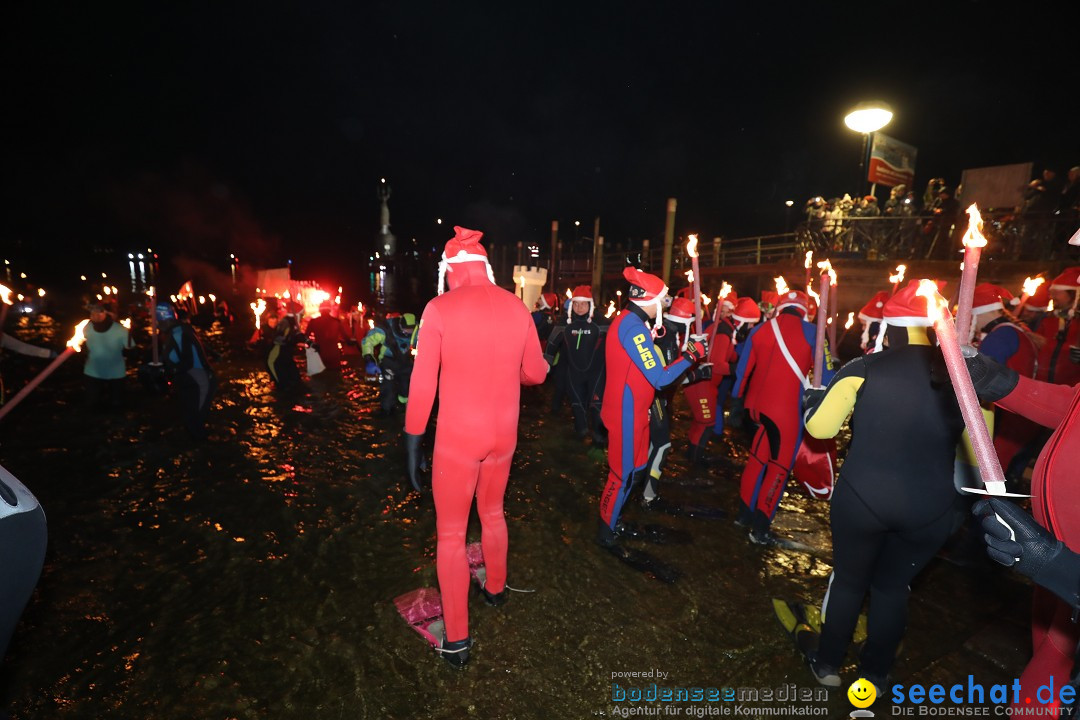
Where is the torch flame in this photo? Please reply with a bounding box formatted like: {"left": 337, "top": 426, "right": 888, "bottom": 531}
{"left": 37, "top": 288, "right": 46, "bottom": 297}
{"left": 915, "top": 279, "right": 946, "bottom": 323}
{"left": 685, "top": 269, "right": 695, "bottom": 284}
{"left": 208, "top": 294, "right": 216, "bottom": 302}
{"left": 719, "top": 282, "right": 732, "bottom": 299}
{"left": 0, "top": 284, "right": 11, "bottom": 305}
{"left": 817, "top": 259, "right": 837, "bottom": 286}
{"left": 845, "top": 312, "right": 854, "bottom": 329}
{"left": 774, "top": 276, "right": 789, "bottom": 294}
{"left": 368, "top": 319, "right": 375, "bottom": 329}
{"left": 103, "top": 286, "right": 111, "bottom": 296}
{"left": 146, "top": 287, "right": 155, "bottom": 297}
{"left": 702, "top": 294, "right": 712, "bottom": 306}
{"left": 807, "top": 285, "right": 820, "bottom": 303}
{"left": 565, "top": 288, "right": 573, "bottom": 299}
{"left": 961, "top": 204, "right": 987, "bottom": 248}
{"left": 1022, "top": 276, "right": 1045, "bottom": 297}
{"left": 250, "top": 299, "right": 266, "bottom": 330}
{"left": 356, "top": 301, "right": 364, "bottom": 314}
{"left": 605, "top": 300, "right": 617, "bottom": 318}
{"left": 889, "top": 264, "right": 907, "bottom": 285}
{"left": 1048, "top": 299, "right": 1055, "bottom": 312}
{"left": 804, "top": 251, "right": 813, "bottom": 269}
{"left": 686, "top": 234, "right": 699, "bottom": 258}
{"left": 120, "top": 318, "right": 131, "bottom": 330}
{"left": 67, "top": 319, "right": 90, "bottom": 352}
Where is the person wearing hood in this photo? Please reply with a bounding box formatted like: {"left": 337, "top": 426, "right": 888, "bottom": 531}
{"left": 543, "top": 285, "right": 607, "bottom": 444}
{"left": 404, "top": 227, "right": 548, "bottom": 668}
{"left": 82, "top": 302, "right": 130, "bottom": 410}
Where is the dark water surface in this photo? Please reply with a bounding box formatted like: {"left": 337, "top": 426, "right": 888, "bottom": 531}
{"left": 0, "top": 315, "right": 1030, "bottom": 719}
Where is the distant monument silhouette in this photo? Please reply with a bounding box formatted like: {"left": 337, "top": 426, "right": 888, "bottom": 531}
{"left": 377, "top": 180, "right": 396, "bottom": 257}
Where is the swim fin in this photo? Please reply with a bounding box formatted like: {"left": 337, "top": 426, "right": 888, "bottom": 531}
{"left": 800, "top": 601, "right": 868, "bottom": 645}
{"left": 602, "top": 543, "right": 681, "bottom": 584}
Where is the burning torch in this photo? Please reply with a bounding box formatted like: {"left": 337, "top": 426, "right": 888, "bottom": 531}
{"left": 811, "top": 261, "right": 836, "bottom": 388}
{"left": 686, "top": 234, "right": 703, "bottom": 335}
{"left": 954, "top": 204, "right": 988, "bottom": 343}
{"left": 915, "top": 280, "right": 1020, "bottom": 497}
{"left": 0, "top": 320, "right": 90, "bottom": 422}
{"left": 889, "top": 264, "right": 906, "bottom": 296}
{"left": 1015, "top": 276, "right": 1045, "bottom": 316}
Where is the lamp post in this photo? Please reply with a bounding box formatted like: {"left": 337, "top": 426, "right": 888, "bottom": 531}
{"left": 844, "top": 101, "right": 893, "bottom": 197}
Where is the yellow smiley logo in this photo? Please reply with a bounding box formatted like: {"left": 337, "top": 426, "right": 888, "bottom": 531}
{"left": 847, "top": 678, "right": 877, "bottom": 708}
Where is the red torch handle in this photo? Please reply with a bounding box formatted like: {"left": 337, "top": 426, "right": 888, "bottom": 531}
{"left": 0, "top": 347, "right": 78, "bottom": 422}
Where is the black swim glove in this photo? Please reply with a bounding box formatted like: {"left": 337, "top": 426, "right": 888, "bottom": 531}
{"left": 962, "top": 346, "right": 1018, "bottom": 403}
{"left": 802, "top": 387, "right": 827, "bottom": 414}
{"left": 685, "top": 364, "right": 713, "bottom": 383}
{"left": 405, "top": 432, "right": 424, "bottom": 492}
{"left": 973, "top": 498, "right": 1080, "bottom": 610}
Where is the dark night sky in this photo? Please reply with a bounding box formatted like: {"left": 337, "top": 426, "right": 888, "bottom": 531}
{"left": 2, "top": 1, "right": 1077, "bottom": 287}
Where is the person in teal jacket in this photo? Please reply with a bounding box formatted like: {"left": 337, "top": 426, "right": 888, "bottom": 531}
{"left": 82, "top": 303, "right": 130, "bottom": 409}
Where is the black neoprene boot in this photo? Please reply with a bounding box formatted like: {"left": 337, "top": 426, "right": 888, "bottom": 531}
{"left": 439, "top": 637, "right": 472, "bottom": 668}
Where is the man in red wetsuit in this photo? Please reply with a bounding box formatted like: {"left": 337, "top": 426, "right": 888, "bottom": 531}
{"left": 732, "top": 289, "right": 833, "bottom": 544}
{"left": 1034, "top": 267, "right": 1080, "bottom": 387}
{"left": 404, "top": 226, "right": 549, "bottom": 668}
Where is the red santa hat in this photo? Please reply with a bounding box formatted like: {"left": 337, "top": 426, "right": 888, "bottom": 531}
{"left": 775, "top": 289, "right": 810, "bottom": 317}
{"left": 1011, "top": 280, "right": 1051, "bottom": 312}
{"left": 731, "top": 296, "right": 761, "bottom": 325}
{"left": 873, "top": 279, "right": 938, "bottom": 352}
{"left": 675, "top": 286, "right": 694, "bottom": 301}
{"left": 536, "top": 292, "right": 558, "bottom": 311}
{"left": 624, "top": 267, "right": 669, "bottom": 328}
{"left": 760, "top": 290, "right": 779, "bottom": 309}
{"left": 858, "top": 290, "right": 890, "bottom": 324}
{"left": 437, "top": 226, "right": 495, "bottom": 295}
{"left": 720, "top": 290, "right": 737, "bottom": 310}
{"left": 568, "top": 284, "right": 595, "bottom": 322}
{"left": 971, "top": 283, "right": 1014, "bottom": 317}
{"left": 1049, "top": 267, "right": 1080, "bottom": 291}
{"left": 667, "top": 297, "right": 695, "bottom": 349}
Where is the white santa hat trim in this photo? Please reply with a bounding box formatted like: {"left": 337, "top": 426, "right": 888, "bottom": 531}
{"left": 437, "top": 251, "right": 496, "bottom": 295}
{"left": 568, "top": 294, "right": 595, "bottom": 323}
{"left": 872, "top": 314, "right": 935, "bottom": 352}
{"left": 971, "top": 300, "right": 1004, "bottom": 316}
{"left": 630, "top": 287, "right": 669, "bottom": 333}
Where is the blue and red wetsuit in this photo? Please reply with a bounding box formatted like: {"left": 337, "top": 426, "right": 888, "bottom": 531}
{"left": 599, "top": 304, "right": 693, "bottom": 529}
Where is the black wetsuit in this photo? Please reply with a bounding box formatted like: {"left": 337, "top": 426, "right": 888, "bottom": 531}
{"left": 642, "top": 322, "right": 686, "bottom": 500}
{"left": 803, "top": 325, "right": 964, "bottom": 678}
{"left": 544, "top": 312, "right": 607, "bottom": 441}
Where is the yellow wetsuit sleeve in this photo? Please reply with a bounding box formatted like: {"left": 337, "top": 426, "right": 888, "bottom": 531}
{"left": 805, "top": 375, "right": 864, "bottom": 439}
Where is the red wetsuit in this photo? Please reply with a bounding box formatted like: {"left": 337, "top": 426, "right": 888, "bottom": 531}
{"left": 1034, "top": 313, "right": 1080, "bottom": 386}
{"left": 995, "top": 377, "right": 1080, "bottom": 715}
{"left": 405, "top": 262, "right": 548, "bottom": 643}
{"left": 599, "top": 305, "right": 693, "bottom": 528}
{"left": 733, "top": 309, "right": 831, "bottom": 522}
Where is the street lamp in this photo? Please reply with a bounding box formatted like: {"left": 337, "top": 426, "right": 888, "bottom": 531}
{"left": 844, "top": 101, "right": 893, "bottom": 195}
